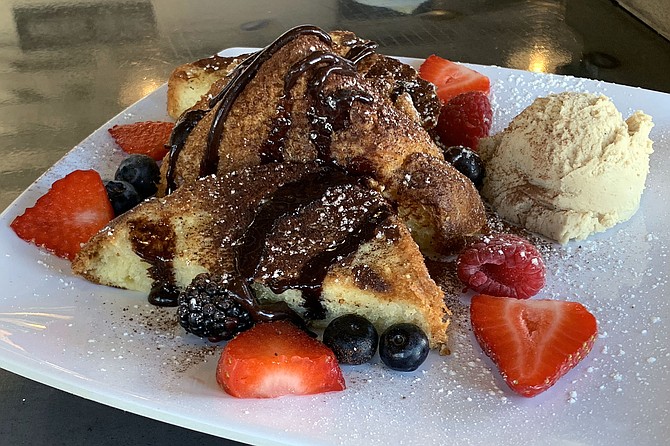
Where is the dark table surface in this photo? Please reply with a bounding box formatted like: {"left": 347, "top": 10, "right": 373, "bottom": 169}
{"left": 1, "top": 1, "right": 669, "bottom": 445}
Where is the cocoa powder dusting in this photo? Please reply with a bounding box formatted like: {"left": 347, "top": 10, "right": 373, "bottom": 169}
{"left": 112, "top": 304, "right": 220, "bottom": 374}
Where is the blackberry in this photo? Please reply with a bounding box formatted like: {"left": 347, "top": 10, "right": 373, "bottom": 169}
{"left": 177, "top": 273, "right": 253, "bottom": 341}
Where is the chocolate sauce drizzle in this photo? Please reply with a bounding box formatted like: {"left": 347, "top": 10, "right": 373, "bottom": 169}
{"left": 164, "top": 25, "right": 380, "bottom": 188}
{"left": 234, "top": 169, "right": 352, "bottom": 281}
{"left": 258, "top": 51, "right": 340, "bottom": 163}
{"left": 202, "top": 25, "right": 332, "bottom": 176}
{"left": 261, "top": 51, "right": 373, "bottom": 164}
{"left": 165, "top": 108, "right": 207, "bottom": 194}
{"left": 214, "top": 276, "right": 304, "bottom": 331}
{"left": 297, "top": 204, "right": 393, "bottom": 319}
{"left": 307, "top": 85, "right": 372, "bottom": 165}
{"left": 269, "top": 200, "right": 394, "bottom": 320}
{"left": 233, "top": 167, "right": 392, "bottom": 320}
{"left": 345, "top": 40, "right": 379, "bottom": 65}
{"left": 128, "top": 219, "right": 180, "bottom": 306}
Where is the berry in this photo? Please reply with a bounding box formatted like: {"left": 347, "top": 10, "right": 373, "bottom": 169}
{"left": 108, "top": 121, "right": 174, "bottom": 161}
{"left": 442, "top": 145, "right": 485, "bottom": 188}
{"left": 216, "top": 320, "right": 346, "bottom": 398}
{"left": 10, "top": 170, "right": 114, "bottom": 260}
{"left": 379, "top": 323, "right": 429, "bottom": 372}
{"left": 177, "top": 273, "right": 254, "bottom": 341}
{"left": 470, "top": 294, "right": 597, "bottom": 397}
{"left": 418, "top": 54, "right": 490, "bottom": 104}
{"left": 104, "top": 180, "right": 141, "bottom": 216}
{"left": 323, "top": 314, "right": 378, "bottom": 365}
{"left": 457, "top": 233, "right": 546, "bottom": 299}
{"left": 435, "top": 91, "right": 492, "bottom": 150}
{"left": 114, "top": 154, "right": 160, "bottom": 199}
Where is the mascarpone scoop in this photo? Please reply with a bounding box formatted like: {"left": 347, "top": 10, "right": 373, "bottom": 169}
{"left": 478, "top": 92, "right": 654, "bottom": 243}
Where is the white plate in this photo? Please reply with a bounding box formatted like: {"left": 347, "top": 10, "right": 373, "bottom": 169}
{"left": 1, "top": 49, "right": 669, "bottom": 446}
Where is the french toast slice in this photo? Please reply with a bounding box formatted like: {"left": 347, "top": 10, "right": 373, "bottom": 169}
{"left": 167, "top": 33, "right": 440, "bottom": 129}
{"left": 167, "top": 54, "right": 249, "bottom": 120}
{"left": 160, "top": 26, "right": 486, "bottom": 255}
{"left": 72, "top": 162, "right": 449, "bottom": 348}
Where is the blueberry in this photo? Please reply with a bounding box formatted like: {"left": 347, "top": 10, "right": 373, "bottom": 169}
{"left": 442, "top": 145, "right": 485, "bottom": 189}
{"left": 114, "top": 154, "right": 160, "bottom": 199}
{"left": 323, "top": 314, "right": 378, "bottom": 365}
{"left": 379, "top": 323, "right": 429, "bottom": 371}
{"left": 104, "top": 180, "right": 142, "bottom": 216}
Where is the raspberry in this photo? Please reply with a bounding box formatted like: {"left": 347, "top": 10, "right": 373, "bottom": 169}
{"left": 456, "top": 233, "right": 546, "bottom": 299}
{"left": 434, "top": 91, "right": 492, "bottom": 150}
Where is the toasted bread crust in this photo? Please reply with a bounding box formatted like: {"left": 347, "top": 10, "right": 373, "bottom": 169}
{"left": 393, "top": 153, "right": 488, "bottom": 256}
{"left": 167, "top": 54, "right": 244, "bottom": 119}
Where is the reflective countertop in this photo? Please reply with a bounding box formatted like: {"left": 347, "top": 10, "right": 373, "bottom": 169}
{"left": 1, "top": 1, "right": 669, "bottom": 445}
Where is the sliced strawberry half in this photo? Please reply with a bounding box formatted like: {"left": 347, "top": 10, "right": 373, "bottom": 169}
{"left": 217, "top": 320, "right": 345, "bottom": 398}
{"left": 470, "top": 294, "right": 597, "bottom": 397}
{"left": 108, "top": 121, "right": 174, "bottom": 161}
{"left": 418, "top": 54, "right": 491, "bottom": 104}
{"left": 10, "top": 170, "right": 114, "bottom": 260}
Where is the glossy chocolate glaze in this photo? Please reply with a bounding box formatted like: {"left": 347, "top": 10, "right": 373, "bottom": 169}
{"left": 212, "top": 274, "right": 305, "bottom": 332}
{"left": 363, "top": 55, "right": 441, "bottom": 130}
{"left": 289, "top": 204, "right": 393, "bottom": 319}
{"left": 128, "top": 218, "right": 180, "bottom": 306}
{"left": 202, "top": 25, "right": 332, "bottom": 176}
{"left": 236, "top": 168, "right": 353, "bottom": 280}
{"left": 345, "top": 40, "right": 379, "bottom": 65}
{"left": 259, "top": 51, "right": 339, "bottom": 163}
{"left": 256, "top": 172, "right": 399, "bottom": 319}
{"left": 307, "top": 84, "right": 372, "bottom": 164}
{"left": 262, "top": 51, "right": 373, "bottom": 164}
{"left": 165, "top": 108, "right": 207, "bottom": 194}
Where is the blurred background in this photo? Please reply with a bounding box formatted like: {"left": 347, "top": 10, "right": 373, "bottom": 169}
{"left": 0, "top": 1, "right": 669, "bottom": 445}
{"left": 1, "top": 0, "right": 669, "bottom": 211}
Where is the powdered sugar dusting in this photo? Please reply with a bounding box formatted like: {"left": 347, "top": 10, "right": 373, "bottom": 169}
{"left": 1, "top": 56, "right": 669, "bottom": 445}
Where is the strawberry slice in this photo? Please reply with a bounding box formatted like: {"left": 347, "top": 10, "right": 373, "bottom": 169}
{"left": 470, "top": 295, "right": 597, "bottom": 397}
{"left": 10, "top": 170, "right": 114, "bottom": 260}
{"left": 108, "top": 121, "right": 174, "bottom": 161}
{"left": 419, "top": 54, "right": 490, "bottom": 104}
{"left": 217, "top": 320, "right": 345, "bottom": 398}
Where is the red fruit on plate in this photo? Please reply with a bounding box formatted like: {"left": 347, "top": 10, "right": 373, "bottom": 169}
{"left": 108, "top": 121, "right": 174, "bottom": 161}
{"left": 457, "top": 233, "right": 546, "bottom": 299}
{"left": 470, "top": 294, "right": 597, "bottom": 397}
{"left": 435, "top": 91, "right": 492, "bottom": 150}
{"left": 217, "top": 321, "right": 346, "bottom": 398}
{"left": 10, "top": 170, "right": 114, "bottom": 260}
{"left": 418, "top": 54, "right": 491, "bottom": 104}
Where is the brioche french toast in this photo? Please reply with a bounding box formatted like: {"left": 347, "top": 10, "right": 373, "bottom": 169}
{"left": 72, "top": 162, "right": 449, "bottom": 348}
{"left": 167, "top": 54, "right": 247, "bottom": 120}
{"left": 161, "top": 25, "right": 486, "bottom": 255}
